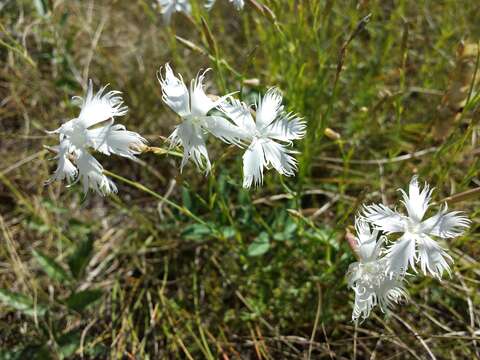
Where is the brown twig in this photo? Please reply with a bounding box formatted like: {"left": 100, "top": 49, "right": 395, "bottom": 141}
{"left": 436, "top": 187, "right": 480, "bottom": 205}
{"left": 317, "top": 147, "right": 437, "bottom": 165}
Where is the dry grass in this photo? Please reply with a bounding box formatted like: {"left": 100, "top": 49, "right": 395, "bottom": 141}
{"left": 1, "top": 0, "right": 480, "bottom": 358}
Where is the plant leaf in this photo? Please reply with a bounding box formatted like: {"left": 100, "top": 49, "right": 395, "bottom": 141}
{"left": 247, "top": 232, "right": 270, "bottom": 257}
{"left": 67, "top": 237, "right": 93, "bottom": 279}
{"left": 181, "top": 186, "right": 192, "bottom": 211}
{"left": 181, "top": 223, "right": 212, "bottom": 241}
{"left": 221, "top": 226, "right": 236, "bottom": 239}
{"left": 32, "top": 250, "right": 70, "bottom": 283}
{"left": 57, "top": 329, "right": 81, "bottom": 359}
{"left": 65, "top": 290, "right": 103, "bottom": 312}
{"left": 0, "top": 344, "right": 52, "bottom": 360}
{"left": 273, "top": 221, "right": 297, "bottom": 242}
{"left": 0, "top": 289, "right": 47, "bottom": 317}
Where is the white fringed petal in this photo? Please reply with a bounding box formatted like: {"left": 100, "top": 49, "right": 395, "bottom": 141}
{"left": 55, "top": 155, "right": 78, "bottom": 184}
{"left": 203, "top": 115, "right": 246, "bottom": 146}
{"left": 354, "top": 218, "right": 382, "bottom": 262}
{"left": 399, "top": 176, "right": 433, "bottom": 222}
{"left": 350, "top": 281, "right": 377, "bottom": 322}
{"left": 169, "top": 120, "right": 211, "bottom": 173}
{"left": 91, "top": 124, "right": 147, "bottom": 159}
{"left": 264, "top": 112, "right": 306, "bottom": 144}
{"left": 52, "top": 118, "right": 75, "bottom": 137}
{"left": 219, "top": 98, "right": 256, "bottom": 135}
{"left": 76, "top": 151, "right": 117, "bottom": 196}
{"left": 421, "top": 204, "right": 471, "bottom": 238}
{"left": 77, "top": 80, "right": 128, "bottom": 128}
{"left": 362, "top": 203, "right": 406, "bottom": 233}
{"left": 189, "top": 69, "right": 218, "bottom": 117}
{"left": 261, "top": 139, "right": 298, "bottom": 177}
{"left": 417, "top": 235, "right": 453, "bottom": 278}
{"left": 386, "top": 234, "right": 417, "bottom": 275}
{"left": 255, "top": 88, "right": 284, "bottom": 130}
{"left": 377, "top": 277, "right": 408, "bottom": 314}
{"left": 49, "top": 141, "right": 78, "bottom": 184}
{"left": 242, "top": 139, "right": 265, "bottom": 188}
{"left": 158, "top": 63, "right": 191, "bottom": 117}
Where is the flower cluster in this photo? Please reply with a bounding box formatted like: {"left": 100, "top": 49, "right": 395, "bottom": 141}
{"left": 346, "top": 218, "right": 408, "bottom": 322}
{"left": 158, "top": 0, "right": 244, "bottom": 24}
{"left": 158, "top": 0, "right": 191, "bottom": 24}
{"left": 158, "top": 63, "right": 306, "bottom": 188}
{"left": 205, "top": 0, "right": 244, "bottom": 11}
{"left": 48, "top": 81, "right": 146, "bottom": 195}
{"left": 347, "top": 176, "right": 470, "bottom": 321}
{"left": 48, "top": 66, "right": 305, "bottom": 194}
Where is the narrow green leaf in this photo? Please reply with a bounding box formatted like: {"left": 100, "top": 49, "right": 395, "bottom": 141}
{"left": 32, "top": 250, "right": 70, "bottom": 283}
{"left": 247, "top": 232, "right": 270, "bottom": 257}
{"left": 273, "top": 222, "right": 298, "bottom": 242}
{"left": 181, "top": 223, "right": 212, "bottom": 241}
{"left": 0, "top": 289, "right": 47, "bottom": 317}
{"left": 181, "top": 186, "right": 192, "bottom": 211}
{"left": 67, "top": 237, "right": 93, "bottom": 279}
{"left": 65, "top": 290, "right": 103, "bottom": 312}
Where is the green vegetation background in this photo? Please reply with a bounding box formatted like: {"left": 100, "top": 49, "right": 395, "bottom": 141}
{"left": 1, "top": 0, "right": 479, "bottom": 358}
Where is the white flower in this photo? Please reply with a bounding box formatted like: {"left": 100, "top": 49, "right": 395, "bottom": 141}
{"left": 363, "top": 176, "right": 471, "bottom": 278}
{"left": 157, "top": 0, "right": 191, "bottom": 24}
{"left": 158, "top": 63, "right": 236, "bottom": 173}
{"left": 218, "top": 88, "right": 306, "bottom": 188}
{"left": 347, "top": 218, "right": 408, "bottom": 322}
{"left": 48, "top": 80, "right": 146, "bottom": 195}
{"left": 205, "top": 0, "right": 244, "bottom": 10}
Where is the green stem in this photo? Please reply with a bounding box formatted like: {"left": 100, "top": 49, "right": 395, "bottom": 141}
{"left": 103, "top": 170, "right": 207, "bottom": 227}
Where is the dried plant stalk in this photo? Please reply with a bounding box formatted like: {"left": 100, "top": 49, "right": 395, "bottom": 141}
{"left": 433, "top": 42, "right": 479, "bottom": 140}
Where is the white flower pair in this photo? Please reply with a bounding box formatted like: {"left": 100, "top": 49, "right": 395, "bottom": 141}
{"left": 158, "top": 63, "right": 306, "bottom": 188}
{"left": 158, "top": 0, "right": 244, "bottom": 24}
{"left": 347, "top": 176, "right": 470, "bottom": 321}
{"left": 47, "top": 81, "right": 146, "bottom": 195}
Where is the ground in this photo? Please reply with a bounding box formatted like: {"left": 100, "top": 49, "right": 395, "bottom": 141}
{"left": 1, "top": 0, "right": 479, "bottom": 358}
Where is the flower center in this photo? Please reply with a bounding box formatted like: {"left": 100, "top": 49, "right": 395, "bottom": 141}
{"left": 69, "top": 125, "right": 89, "bottom": 149}
{"left": 355, "top": 259, "right": 394, "bottom": 292}
{"left": 252, "top": 128, "right": 270, "bottom": 143}
{"left": 184, "top": 114, "right": 203, "bottom": 125}
{"left": 406, "top": 220, "right": 422, "bottom": 234}
{"left": 357, "top": 261, "right": 385, "bottom": 289}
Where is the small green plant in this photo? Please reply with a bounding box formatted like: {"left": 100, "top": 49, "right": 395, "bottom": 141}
{"left": 0, "top": 238, "right": 104, "bottom": 359}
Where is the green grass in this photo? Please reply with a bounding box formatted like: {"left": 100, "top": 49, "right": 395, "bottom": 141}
{"left": 1, "top": 0, "right": 480, "bottom": 358}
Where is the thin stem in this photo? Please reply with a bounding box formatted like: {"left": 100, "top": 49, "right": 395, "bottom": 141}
{"left": 103, "top": 170, "right": 207, "bottom": 227}
{"left": 143, "top": 146, "right": 184, "bottom": 158}
{"left": 436, "top": 187, "right": 480, "bottom": 205}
